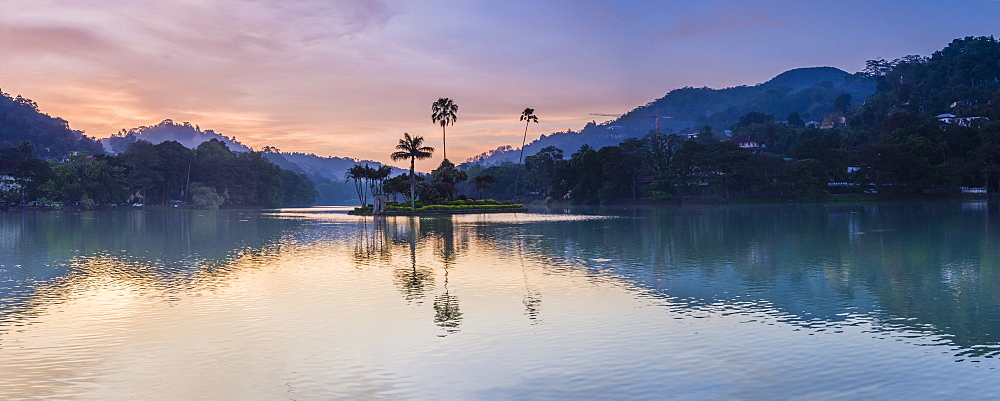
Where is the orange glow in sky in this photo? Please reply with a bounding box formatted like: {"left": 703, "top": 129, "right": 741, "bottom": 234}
{"left": 1, "top": 1, "right": 996, "bottom": 171}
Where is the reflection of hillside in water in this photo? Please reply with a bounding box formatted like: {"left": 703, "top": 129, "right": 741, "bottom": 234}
{"left": 0, "top": 210, "right": 291, "bottom": 326}
{"left": 8, "top": 203, "right": 999, "bottom": 358}
{"left": 1, "top": 210, "right": 289, "bottom": 272}
{"left": 516, "top": 203, "right": 1000, "bottom": 359}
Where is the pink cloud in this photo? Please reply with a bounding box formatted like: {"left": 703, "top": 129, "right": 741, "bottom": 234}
{"left": 0, "top": 24, "right": 114, "bottom": 55}
{"left": 657, "top": 14, "right": 785, "bottom": 40}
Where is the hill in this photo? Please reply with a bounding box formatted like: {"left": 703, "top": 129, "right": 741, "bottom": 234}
{"left": 261, "top": 151, "right": 406, "bottom": 205}
{"left": 102, "top": 119, "right": 403, "bottom": 181}
{"left": 102, "top": 119, "right": 251, "bottom": 154}
{"left": 100, "top": 119, "right": 404, "bottom": 204}
{"left": 463, "top": 67, "right": 875, "bottom": 167}
{"left": 460, "top": 36, "right": 1000, "bottom": 204}
{"left": 763, "top": 67, "right": 853, "bottom": 91}
{"left": 852, "top": 35, "right": 1000, "bottom": 133}
{"left": 0, "top": 90, "right": 104, "bottom": 159}
{"left": 273, "top": 152, "right": 403, "bottom": 180}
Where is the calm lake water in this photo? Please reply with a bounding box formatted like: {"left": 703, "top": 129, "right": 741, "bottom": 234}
{"left": 2, "top": 202, "right": 1000, "bottom": 399}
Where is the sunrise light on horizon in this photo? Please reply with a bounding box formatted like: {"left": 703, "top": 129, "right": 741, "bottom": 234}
{"left": 2, "top": 0, "right": 998, "bottom": 171}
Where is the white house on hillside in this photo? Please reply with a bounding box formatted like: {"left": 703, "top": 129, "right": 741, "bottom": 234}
{"left": 938, "top": 113, "right": 990, "bottom": 127}
{"left": 0, "top": 172, "right": 19, "bottom": 195}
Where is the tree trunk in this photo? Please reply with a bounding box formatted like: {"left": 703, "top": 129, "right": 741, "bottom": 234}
{"left": 513, "top": 121, "right": 529, "bottom": 200}
{"left": 410, "top": 159, "right": 416, "bottom": 210}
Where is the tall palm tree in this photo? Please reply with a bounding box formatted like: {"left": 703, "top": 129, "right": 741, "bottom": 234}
{"left": 431, "top": 98, "right": 458, "bottom": 161}
{"left": 514, "top": 108, "right": 538, "bottom": 200}
{"left": 373, "top": 165, "right": 392, "bottom": 195}
{"left": 391, "top": 133, "right": 435, "bottom": 210}
{"left": 346, "top": 164, "right": 367, "bottom": 206}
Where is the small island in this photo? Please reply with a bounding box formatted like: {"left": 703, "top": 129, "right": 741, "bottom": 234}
{"left": 348, "top": 114, "right": 527, "bottom": 216}
{"left": 348, "top": 199, "right": 526, "bottom": 216}
{"left": 347, "top": 132, "right": 527, "bottom": 216}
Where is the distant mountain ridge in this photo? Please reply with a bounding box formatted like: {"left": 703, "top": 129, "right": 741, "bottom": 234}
{"left": 763, "top": 67, "right": 853, "bottom": 91}
{"left": 101, "top": 119, "right": 402, "bottom": 184}
{"left": 262, "top": 151, "right": 405, "bottom": 181}
{"left": 6, "top": 66, "right": 872, "bottom": 183}
{"left": 463, "top": 67, "right": 875, "bottom": 167}
{"left": 102, "top": 119, "right": 251, "bottom": 153}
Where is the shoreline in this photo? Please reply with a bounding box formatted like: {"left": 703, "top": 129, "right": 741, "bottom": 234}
{"left": 3, "top": 194, "right": 994, "bottom": 213}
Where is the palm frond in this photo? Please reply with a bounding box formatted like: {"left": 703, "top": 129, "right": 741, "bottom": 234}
{"left": 431, "top": 97, "right": 458, "bottom": 126}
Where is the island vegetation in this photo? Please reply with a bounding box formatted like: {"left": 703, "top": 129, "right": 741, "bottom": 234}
{"left": 350, "top": 131, "right": 523, "bottom": 215}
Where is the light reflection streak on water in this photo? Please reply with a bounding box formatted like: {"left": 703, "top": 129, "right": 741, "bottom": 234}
{"left": 1, "top": 205, "right": 999, "bottom": 399}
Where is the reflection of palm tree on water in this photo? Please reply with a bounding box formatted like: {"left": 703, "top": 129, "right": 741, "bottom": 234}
{"left": 519, "top": 232, "right": 542, "bottom": 322}
{"left": 353, "top": 216, "right": 391, "bottom": 263}
{"left": 388, "top": 216, "right": 463, "bottom": 334}
{"left": 433, "top": 267, "right": 462, "bottom": 335}
{"left": 393, "top": 217, "right": 433, "bottom": 302}
{"left": 424, "top": 217, "right": 462, "bottom": 265}
{"left": 373, "top": 214, "right": 550, "bottom": 332}
{"left": 427, "top": 217, "right": 462, "bottom": 334}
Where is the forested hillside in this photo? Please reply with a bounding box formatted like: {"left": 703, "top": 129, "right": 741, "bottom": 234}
{"left": 0, "top": 90, "right": 104, "bottom": 159}
{"left": 459, "top": 36, "right": 1000, "bottom": 204}
{"left": 5, "top": 35, "right": 999, "bottom": 208}
{"left": 3, "top": 138, "right": 317, "bottom": 209}
{"left": 0, "top": 92, "right": 320, "bottom": 208}
{"left": 465, "top": 67, "right": 875, "bottom": 166}
{"left": 102, "top": 119, "right": 398, "bottom": 205}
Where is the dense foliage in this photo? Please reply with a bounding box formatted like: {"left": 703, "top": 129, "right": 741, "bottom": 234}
{"left": 349, "top": 139, "right": 471, "bottom": 211}
{"left": 465, "top": 67, "right": 876, "bottom": 166}
{"left": 460, "top": 36, "right": 1000, "bottom": 203}
{"left": 0, "top": 90, "right": 104, "bottom": 157}
{"left": 351, "top": 199, "right": 523, "bottom": 214}
{"left": 2, "top": 139, "right": 316, "bottom": 208}
{"left": 5, "top": 35, "right": 999, "bottom": 207}
{"left": 103, "top": 120, "right": 376, "bottom": 205}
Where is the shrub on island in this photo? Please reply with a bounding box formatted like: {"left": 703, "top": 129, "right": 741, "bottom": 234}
{"left": 350, "top": 199, "right": 523, "bottom": 215}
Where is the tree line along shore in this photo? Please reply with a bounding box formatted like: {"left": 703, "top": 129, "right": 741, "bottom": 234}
{"left": 3, "top": 36, "right": 1000, "bottom": 209}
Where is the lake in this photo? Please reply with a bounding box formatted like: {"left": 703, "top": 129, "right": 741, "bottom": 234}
{"left": 1, "top": 202, "right": 999, "bottom": 399}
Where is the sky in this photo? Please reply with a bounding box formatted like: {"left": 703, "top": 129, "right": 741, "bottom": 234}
{"left": 1, "top": 0, "right": 999, "bottom": 171}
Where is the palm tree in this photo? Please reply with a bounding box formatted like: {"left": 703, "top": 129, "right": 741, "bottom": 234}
{"left": 346, "top": 164, "right": 367, "bottom": 206}
{"left": 391, "top": 133, "right": 435, "bottom": 210}
{"left": 431, "top": 98, "right": 458, "bottom": 161}
{"left": 18, "top": 140, "right": 34, "bottom": 161}
{"left": 373, "top": 165, "right": 393, "bottom": 195}
{"left": 514, "top": 108, "right": 538, "bottom": 200}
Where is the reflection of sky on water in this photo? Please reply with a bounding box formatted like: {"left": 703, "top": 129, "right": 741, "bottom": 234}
{"left": 512, "top": 203, "right": 1000, "bottom": 359}
{"left": 5, "top": 204, "right": 1000, "bottom": 354}
{"left": 0, "top": 210, "right": 289, "bottom": 328}
{"left": 2, "top": 203, "right": 1000, "bottom": 398}
{"left": 273, "top": 204, "right": 1000, "bottom": 359}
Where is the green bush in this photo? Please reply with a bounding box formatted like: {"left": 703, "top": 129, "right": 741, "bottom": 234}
{"left": 191, "top": 183, "right": 225, "bottom": 209}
